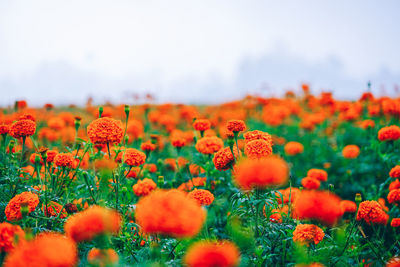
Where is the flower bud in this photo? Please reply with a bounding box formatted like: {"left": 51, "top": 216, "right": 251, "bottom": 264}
{"left": 124, "top": 105, "right": 130, "bottom": 118}
{"left": 355, "top": 193, "right": 362, "bottom": 204}
{"left": 98, "top": 106, "right": 103, "bottom": 118}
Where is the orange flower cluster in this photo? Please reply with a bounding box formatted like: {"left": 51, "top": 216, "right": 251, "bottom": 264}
{"left": 388, "top": 189, "right": 400, "bottom": 205}
{"left": 233, "top": 156, "right": 288, "bottom": 190}
{"left": 140, "top": 141, "right": 156, "bottom": 151}
{"left": 195, "top": 136, "right": 224, "bottom": 155}
{"left": 64, "top": 205, "right": 121, "bottom": 242}
{"left": 177, "top": 177, "right": 207, "bottom": 191}
{"left": 188, "top": 189, "right": 215, "bottom": 206}
{"left": 342, "top": 145, "right": 360, "bottom": 159}
{"left": 307, "top": 169, "right": 328, "bottom": 182}
{"left": 3, "top": 233, "right": 77, "bottom": 267}
{"left": 126, "top": 119, "right": 144, "bottom": 141}
{"left": 378, "top": 125, "right": 400, "bottom": 141}
{"left": 391, "top": 218, "right": 400, "bottom": 227}
{"left": 243, "top": 130, "right": 272, "bottom": 145}
{"left": 193, "top": 119, "right": 211, "bottom": 132}
{"left": 340, "top": 200, "right": 357, "bottom": 213}
{"left": 284, "top": 141, "right": 304, "bottom": 156}
{"left": 87, "top": 117, "right": 124, "bottom": 145}
{"left": 292, "top": 224, "right": 324, "bottom": 245}
{"left": 42, "top": 201, "right": 67, "bottom": 219}
{"left": 5, "top": 191, "right": 39, "bottom": 221}
{"left": 9, "top": 119, "right": 36, "bottom": 139}
{"left": 226, "top": 120, "right": 246, "bottom": 133}
{"left": 356, "top": 200, "right": 389, "bottom": 225}
{"left": 135, "top": 190, "right": 206, "bottom": 238}
{"left": 390, "top": 165, "right": 400, "bottom": 178}
{"left": 183, "top": 240, "right": 240, "bottom": 267}
{"left": 87, "top": 248, "right": 119, "bottom": 267}
{"left": 0, "top": 124, "right": 9, "bottom": 135}
{"left": 54, "top": 152, "right": 74, "bottom": 168}
{"left": 123, "top": 148, "right": 146, "bottom": 166}
{"left": 293, "top": 190, "right": 343, "bottom": 226}
{"left": 244, "top": 139, "right": 272, "bottom": 159}
{"left": 301, "top": 177, "right": 320, "bottom": 190}
{"left": 276, "top": 187, "right": 300, "bottom": 204}
{"left": 0, "top": 222, "right": 25, "bottom": 252}
{"left": 132, "top": 178, "right": 157, "bottom": 197}
{"left": 213, "top": 147, "right": 238, "bottom": 171}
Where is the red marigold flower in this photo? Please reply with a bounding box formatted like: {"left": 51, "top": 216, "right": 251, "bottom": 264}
{"left": 233, "top": 156, "right": 288, "bottom": 190}
{"left": 135, "top": 190, "right": 206, "bottom": 238}
{"left": 388, "top": 189, "right": 400, "bottom": 205}
{"left": 356, "top": 200, "right": 389, "bottom": 225}
{"left": 359, "top": 119, "right": 375, "bottom": 129}
{"left": 5, "top": 191, "right": 39, "bottom": 221}
{"left": 387, "top": 257, "right": 400, "bottom": 267}
{"left": 0, "top": 222, "right": 25, "bottom": 252}
{"left": 87, "top": 248, "right": 119, "bottom": 267}
{"left": 244, "top": 139, "right": 272, "bottom": 159}
{"left": 307, "top": 169, "right": 328, "bottom": 182}
{"left": 243, "top": 130, "right": 272, "bottom": 145}
{"left": 226, "top": 120, "right": 246, "bottom": 133}
{"left": 183, "top": 240, "right": 240, "bottom": 267}
{"left": 301, "top": 177, "right": 320, "bottom": 190}
{"left": 193, "top": 119, "right": 211, "bottom": 132}
{"left": 46, "top": 150, "right": 58, "bottom": 163}
{"left": 391, "top": 218, "right": 400, "bottom": 227}
{"left": 123, "top": 148, "right": 146, "bottom": 166}
{"left": 390, "top": 179, "right": 400, "bottom": 191}
{"left": 340, "top": 200, "right": 357, "bottom": 213}
{"left": 9, "top": 119, "right": 36, "bottom": 139}
{"left": 64, "top": 205, "right": 121, "bottom": 242}
{"left": 293, "top": 224, "right": 324, "bottom": 245}
{"left": 213, "top": 147, "right": 238, "bottom": 171}
{"left": 284, "top": 141, "right": 304, "bottom": 156}
{"left": 390, "top": 166, "right": 400, "bottom": 178}
{"left": 342, "top": 145, "right": 360, "bottom": 159}
{"left": 178, "top": 177, "right": 207, "bottom": 191}
{"left": 275, "top": 187, "right": 300, "bottom": 204}
{"left": 0, "top": 124, "right": 9, "bottom": 135}
{"left": 195, "top": 136, "right": 224, "bottom": 155}
{"left": 87, "top": 117, "right": 124, "bottom": 145}
{"left": 3, "top": 233, "right": 77, "bottom": 267}
{"left": 378, "top": 125, "right": 400, "bottom": 141}
{"left": 42, "top": 201, "right": 67, "bottom": 219}
{"left": 140, "top": 141, "right": 156, "bottom": 151}
{"left": 54, "top": 153, "right": 74, "bottom": 168}
{"left": 293, "top": 190, "right": 343, "bottom": 226}
{"left": 188, "top": 189, "right": 215, "bottom": 206}
{"left": 171, "top": 137, "right": 186, "bottom": 147}
{"left": 132, "top": 178, "right": 157, "bottom": 197}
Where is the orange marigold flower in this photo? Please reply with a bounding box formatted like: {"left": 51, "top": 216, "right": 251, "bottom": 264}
{"left": 388, "top": 189, "right": 400, "bottom": 205}
{"left": 390, "top": 179, "right": 400, "bottom": 191}
{"left": 140, "top": 141, "right": 156, "bottom": 151}
{"left": 284, "top": 141, "right": 304, "bottom": 156}
{"left": 64, "top": 205, "right": 121, "bottom": 242}
{"left": 390, "top": 166, "right": 400, "bottom": 178}
{"left": 0, "top": 124, "right": 9, "bottom": 135}
{"left": 177, "top": 177, "right": 207, "bottom": 191}
{"left": 132, "top": 178, "right": 157, "bottom": 197}
{"left": 126, "top": 119, "right": 144, "bottom": 141}
{"left": 391, "top": 218, "right": 400, "bottom": 227}
{"left": 188, "top": 189, "right": 215, "bottom": 206}
{"left": 213, "top": 147, "right": 238, "bottom": 171}
{"left": 46, "top": 149, "right": 58, "bottom": 163}
{"left": 295, "top": 263, "right": 325, "bottom": 267}
{"left": 171, "top": 137, "right": 186, "bottom": 147}
{"left": 54, "top": 153, "right": 74, "bottom": 168}
{"left": 276, "top": 187, "right": 300, "bottom": 204}
{"left": 29, "top": 153, "right": 43, "bottom": 165}
{"left": 340, "top": 200, "right": 357, "bottom": 213}
{"left": 135, "top": 190, "right": 206, "bottom": 238}
{"left": 226, "top": 120, "right": 246, "bottom": 133}
{"left": 356, "top": 200, "right": 389, "bottom": 225}
{"left": 87, "top": 248, "right": 119, "bottom": 267}
{"left": 244, "top": 139, "right": 272, "bottom": 159}
{"left": 233, "top": 156, "right": 288, "bottom": 190}
{"left": 124, "top": 148, "right": 146, "bottom": 166}
{"left": 193, "top": 119, "right": 211, "bottom": 132}
{"left": 9, "top": 119, "right": 36, "bottom": 139}
{"left": 292, "top": 224, "right": 324, "bottom": 245}
{"left": 243, "top": 130, "right": 272, "bottom": 145}
{"left": 386, "top": 257, "right": 400, "bottom": 267}
{"left": 0, "top": 222, "right": 25, "bottom": 252}
{"left": 293, "top": 190, "right": 343, "bottom": 226}
{"left": 5, "top": 191, "right": 39, "bottom": 221}
{"left": 42, "top": 201, "right": 67, "bottom": 219}
{"left": 342, "top": 145, "right": 360, "bottom": 159}
{"left": 301, "top": 177, "right": 320, "bottom": 190}
{"left": 87, "top": 117, "right": 124, "bottom": 145}
{"left": 359, "top": 119, "right": 375, "bottom": 129}
{"left": 307, "top": 169, "right": 328, "bottom": 182}
{"left": 378, "top": 125, "right": 400, "bottom": 141}
{"left": 3, "top": 233, "right": 77, "bottom": 267}
{"left": 195, "top": 136, "right": 224, "bottom": 155}
{"left": 183, "top": 240, "right": 240, "bottom": 267}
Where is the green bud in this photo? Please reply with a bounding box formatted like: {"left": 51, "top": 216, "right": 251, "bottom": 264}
{"left": 121, "top": 186, "right": 127, "bottom": 193}
{"left": 124, "top": 105, "right": 130, "bottom": 118}
{"left": 355, "top": 193, "right": 362, "bottom": 204}
{"left": 34, "top": 155, "right": 41, "bottom": 165}
{"left": 98, "top": 106, "right": 103, "bottom": 118}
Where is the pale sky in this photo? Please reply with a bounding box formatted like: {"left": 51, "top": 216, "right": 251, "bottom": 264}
{"left": 0, "top": 0, "right": 399, "bottom": 105}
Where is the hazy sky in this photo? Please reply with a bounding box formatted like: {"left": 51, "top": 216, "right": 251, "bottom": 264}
{"left": 0, "top": 0, "right": 399, "bottom": 105}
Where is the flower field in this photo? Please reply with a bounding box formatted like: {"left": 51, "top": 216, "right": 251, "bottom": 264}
{"left": 1, "top": 87, "right": 400, "bottom": 266}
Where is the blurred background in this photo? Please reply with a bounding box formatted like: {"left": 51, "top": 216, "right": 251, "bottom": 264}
{"left": 0, "top": 0, "right": 399, "bottom": 106}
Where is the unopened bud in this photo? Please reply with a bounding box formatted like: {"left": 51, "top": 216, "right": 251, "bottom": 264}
{"left": 124, "top": 105, "right": 130, "bottom": 118}
{"left": 74, "top": 116, "right": 82, "bottom": 131}
{"left": 98, "top": 106, "right": 103, "bottom": 118}
{"left": 355, "top": 193, "right": 362, "bottom": 204}
{"left": 34, "top": 155, "right": 41, "bottom": 165}
{"left": 158, "top": 176, "right": 164, "bottom": 187}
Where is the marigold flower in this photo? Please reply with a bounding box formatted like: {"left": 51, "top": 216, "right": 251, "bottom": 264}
{"left": 54, "top": 153, "right": 74, "bottom": 168}
{"left": 188, "top": 189, "right": 215, "bottom": 206}
{"left": 243, "top": 130, "right": 272, "bottom": 145}
{"left": 388, "top": 189, "right": 400, "bottom": 205}
{"left": 284, "top": 141, "right": 304, "bottom": 156}
{"left": 0, "top": 124, "right": 9, "bottom": 135}
{"left": 293, "top": 190, "right": 343, "bottom": 226}
{"left": 233, "top": 156, "right": 288, "bottom": 190}
{"left": 195, "top": 136, "right": 224, "bottom": 154}
{"left": 356, "top": 200, "right": 389, "bottom": 225}
{"left": 342, "top": 145, "right": 360, "bottom": 159}
{"left": 183, "top": 240, "right": 240, "bottom": 267}
{"left": 5, "top": 191, "right": 39, "bottom": 221}
{"left": 9, "top": 119, "right": 36, "bottom": 139}
{"left": 64, "top": 205, "right": 121, "bottom": 242}
{"left": 135, "top": 190, "right": 206, "bottom": 238}
{"left": 276, "top": 187, "right": 300, "bottom": 204}
{"left": 244, "top": 139, "right": 272, "bottom": 159}
{"left": 301, "top": 177, "right": 320, "bottom": 190}
{"left": 295, "top": 263, "right": 325, "bottom": 267}
{"left": 42, "top": 201, "right": 67, "bottom": 219}
{"left": 293, "top": 224, "right": 324, "bottom": 245}
{"left": 29, "top": 153, "right": 43, "bottom": 165}
{"left": 226, "top": 120, "right": 246, "bottom": 133}
{"left": 391, "top": 218, "right": 400, "bottom": 227}
{"left": 386, "top": 257, "right": 400, "bottom": 267}
{"left": 213, "top": 147, "right": 238, "bottom": 171}
{"left": 359, "top": 119, "right": 375, "bottom": 129}
{"left": 378, "top": 125, "right": 400, "bottom": 141}
{"left": 390, "top": 179, "right": 400, "bottom": 191}
{"left": 307, "top": 169, "right": 328, "bottom": 182}
{"left": 171, "top": 137, "right": 186, "bottom": 147}
{"left": 193, "top": 119, "right": 211, "bottom": 132}
{"left": 126, "top": 119, "right": 144, "bottom": 141}
{"left": 87, "top": 117, "right": 124, "bottom": 145}
{"left": 3, "top": 233, "right": 77, "bottom": 267}
{"left": 124, "top": 148, "right": 146, "bottom": 166}
{"left": 177, "top": 177, "right": 207, "bottom": 191}
{"left": 390, "top": 166, "right": 400, "bottom": 178}
{"left": 340, "top": 200, "right": 357, "bottom": 213}
{"left": 140, "top": 141, "right": 156, "bottom": 151}
{"left": 0, "top": 222, "right": 25, "bottom": 252}
{"left": 87, "top": 248, "right": 119, "bottom": 267}
{"left": 132, "top": 178, "right": 157, "bottom": 197}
